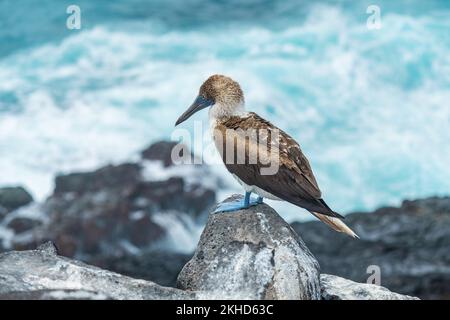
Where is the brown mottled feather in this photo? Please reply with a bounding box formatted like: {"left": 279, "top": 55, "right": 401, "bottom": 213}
{"left": 214, "top": 112, "right": 343, "bottom": 218}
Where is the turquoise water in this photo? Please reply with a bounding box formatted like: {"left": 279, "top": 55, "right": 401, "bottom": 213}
{"left": 0, "top": 0, "right": 449, "bottom": 216}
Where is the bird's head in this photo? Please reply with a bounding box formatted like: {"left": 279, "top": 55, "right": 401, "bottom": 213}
{"left": 175, "top": 74, "right": 244, "bottom": 126}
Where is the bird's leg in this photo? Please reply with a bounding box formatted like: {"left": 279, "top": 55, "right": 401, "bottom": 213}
{"left": 213, "top": 192, "right": 262, "bottom": 214}
{"left": 243, "top": 191, "right": 251, "bottom": 207}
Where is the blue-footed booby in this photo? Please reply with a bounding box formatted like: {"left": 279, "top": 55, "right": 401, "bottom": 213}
{"left": 175, "top": 74, "right": 358, "bottom": 238}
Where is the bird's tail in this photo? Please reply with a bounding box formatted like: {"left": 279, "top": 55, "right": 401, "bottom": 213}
{"left": 310, "top": 211, "right": 359, "bottom": 239}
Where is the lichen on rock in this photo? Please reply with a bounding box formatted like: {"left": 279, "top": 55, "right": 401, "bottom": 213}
{"left": 0, "top": 194, "right": 420, "bottom": 300}
{"left": 177, "top": 195, "right": 321, "bottom": 300}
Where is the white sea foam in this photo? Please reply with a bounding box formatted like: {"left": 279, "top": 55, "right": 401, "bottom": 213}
{"left": 0, "top": 225, "right": 14, "bottom": 249}
{"left": 0, "top": 4, "right": 449, "bottom": 220}
{"left": 151, "top": 211, "right": 203, "bottom": 253}
{"left": 141, "top": 159, "right": 221, "bottom": 191}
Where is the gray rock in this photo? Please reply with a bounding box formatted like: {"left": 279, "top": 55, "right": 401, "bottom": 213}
{"left": 0, "top": 289, "right": 111, "bottom": 300}
{"left": 0, "top": 242, "right": 194, "bottom": 300}
{"left": 291, "top": 196, "right": 450, "bottom": 299}
{"left": 320, "top": 274, "right": 418, "bottom": 300}
{"left": 177, "top": 195, "right": 321, "bottom": 300}
{"left": 0, "top": 186, "right": 33, "bottom": 214}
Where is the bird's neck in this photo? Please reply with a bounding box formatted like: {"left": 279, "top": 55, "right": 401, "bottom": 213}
{"left": 208, "top": 101, "right": 246, "bottom": 123}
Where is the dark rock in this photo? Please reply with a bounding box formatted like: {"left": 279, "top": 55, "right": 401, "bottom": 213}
{"left": 129, "top": 178, "right": 215, "bottom": 218}
{"left": 6, "top": 217, "right": 42, "bottom": 234}
{"left": 140, "top": 140, "right": 205, "bottom": 168}
{"left": 35, "top": 191, "right": 167, "bottom": 257}
{"left": 97, "top": 251, "right": 192, "bottom": 287}
{"left": 291, "top": 196, "right": 450, "bottom": 300}
{"left": 0, "top": 141, "right": 216, "bottom": 289}
{"left": 0, "top": 186, "right": 33, "bottom": 213}
{"left": 126, "top": 215, "right": 166, "bottom": 247}
{"left": 141, "top": 141, "right": 177, "bottom": 166}
{"left": 0, "top": 208, "right": 417, "bottom": 300}
{"left": 54, "top": 163, "right": 141, "bottom": 195}
{"left": 36, "top": 144, "right": 214, "bottom": 260}
{"left": 0, "top": 206, "right": 6, "bottom": 219}
{"left": 177, "top": 195, "right": 321, "bottom": 300}
{"left": 10, "top": 160, "right": 212, "bottom": 257}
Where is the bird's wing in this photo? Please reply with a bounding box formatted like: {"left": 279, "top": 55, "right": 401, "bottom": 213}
{"left": 215, "top": 112, "right": 342, "bottom": 218}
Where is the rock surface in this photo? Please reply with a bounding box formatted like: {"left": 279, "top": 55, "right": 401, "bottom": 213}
{"left": 0, "top": 186, "right": 33, "bottom": 216}
{"left": 0, "top": 242, "right": 194, "bottom": 300}
{"left": 291, "top": 197, "right": 450, "bottom": 299}
{"left": 177, "top": 195, "right": 321, "bottom": 300}
{"left": 0, "top": 289, "right": 111, "bottom": 300}
{"left": 320, "top": 274, "right": 418, "bottom": 300}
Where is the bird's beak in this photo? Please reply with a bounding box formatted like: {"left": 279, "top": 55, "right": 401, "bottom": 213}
{"left": 175, "top": 96, "right": 214, "bottom": 126}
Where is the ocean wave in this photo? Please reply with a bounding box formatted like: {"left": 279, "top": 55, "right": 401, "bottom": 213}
{"left": 0, "top": 4, "right": 449, "bottom": 218}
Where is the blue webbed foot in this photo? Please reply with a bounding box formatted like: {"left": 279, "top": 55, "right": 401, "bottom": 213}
{"left": 213, "top": 192, "right": 263, "bottom": 214}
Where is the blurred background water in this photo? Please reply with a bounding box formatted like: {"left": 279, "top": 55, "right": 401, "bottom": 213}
{"left": 0, "top": 0, "right": 449, "bottom": 218}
